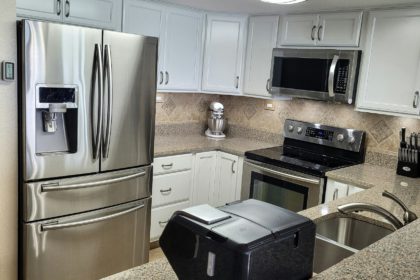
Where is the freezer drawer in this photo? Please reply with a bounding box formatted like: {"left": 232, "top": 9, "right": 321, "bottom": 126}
{"left": 22, "top": 199, "right": 151, "bottom": 280}
{"left": 23, "top": 166, "right": 152, "bottom": 221}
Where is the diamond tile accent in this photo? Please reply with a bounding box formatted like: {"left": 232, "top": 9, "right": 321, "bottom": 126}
{"left": 369, "top": 119, "right": 393, "bottom": 144}
{"left": 244, "top": 103, "right": 257, "bottom": 120}
{"left": 162, "top": 96, "right": 176, "bottom": 116}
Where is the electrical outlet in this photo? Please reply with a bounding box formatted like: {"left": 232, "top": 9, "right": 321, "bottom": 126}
{"left": 156, "top": 95, "right": 164, "bottom": 103}
{"left": 264, "top": 101, "right": 275, "bottom": 111}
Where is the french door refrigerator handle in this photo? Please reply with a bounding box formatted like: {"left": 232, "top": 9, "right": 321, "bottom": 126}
{"left": 91, "top": 44, "right": 104, "bottom": 160}
{"left": 41, "top": 170, "right": 146, "bottom": 192}
{"left": 102, "top": 44, "right": 113, "bottom": 158}
{"left": 246, "top": 161, "right": 320, "bottom": 185}
{"left": 40, "top": 203, "right": 145, "bottom": 231}
{"left": 328, "top": 55, "right": 339, "bottom": 98}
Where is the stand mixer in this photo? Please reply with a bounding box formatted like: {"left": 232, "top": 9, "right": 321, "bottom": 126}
{"left": 205, "top": 102, "right": 227, "bottom": 139}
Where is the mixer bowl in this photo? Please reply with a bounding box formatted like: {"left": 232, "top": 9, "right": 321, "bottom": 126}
{"left": 208, "top": 118, "right": 226, "bottom": 134}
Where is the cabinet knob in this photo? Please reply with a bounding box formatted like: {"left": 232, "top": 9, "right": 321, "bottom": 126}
{"left": 317, "top": 25, "right": 323, "bottom": 41}
{"left": 56, "top": 0, "right": 61, "bottom": 16}
{"left": 64, "top": 0, "right": 70, "bottom": 17}
{"left": 165, "top": 71, "right": 169, "bottom": 85}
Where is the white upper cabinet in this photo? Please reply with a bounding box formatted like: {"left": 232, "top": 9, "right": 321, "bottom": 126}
{"left": 123, "top": 1, "right": 203, "bottom": 92}
{"left": 63, "top": 0, "right": 122, "bottom": 30}
{"left": 160, "top": 8, "right": 204, "bottom": 91}
{"left": 202, "top": 14, "right": 247, "bottom": 94}
{"left": 17, "top": 0, "right": 122, "bottom": 30}
{"left": 279, "top": 11, "right": 362, "bottom": 47}
{"left": 244, "top": 16, "right": 279, "bottom": 97}
{"left": 317, "top": 12, "right": 363, "bottom": 47}
{"left": 17, "top": 0, "right": 62, "bottom": 21}
{"left": 356, "top": 9, "right": 420, "bottom": 116}
{"left": 280, "top": 14, "right": 318, "bottom": 46}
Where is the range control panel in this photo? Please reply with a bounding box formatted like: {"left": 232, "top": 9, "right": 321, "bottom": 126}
{"left": 284, "top": 119, "right": 365, "bottom": 152}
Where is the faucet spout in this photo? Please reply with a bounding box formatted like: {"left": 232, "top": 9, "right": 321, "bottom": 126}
{"left": 338, "top": 203, "right": 404, "bottom": 230}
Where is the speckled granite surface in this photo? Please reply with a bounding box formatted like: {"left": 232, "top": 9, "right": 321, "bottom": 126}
{"left": 154, "top": 134, "right": 278, "bottom": 157}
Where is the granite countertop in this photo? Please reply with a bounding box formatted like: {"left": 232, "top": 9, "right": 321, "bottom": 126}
{"left": 154, "top": 134, "right": 277, "bottom": 157}
{"left": 105, "top": 146, "right": 420, "bottom": 279}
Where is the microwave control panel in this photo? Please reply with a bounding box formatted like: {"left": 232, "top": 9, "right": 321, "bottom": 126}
{"left": 334, "top": 60, "right": 350, "bottom": 94}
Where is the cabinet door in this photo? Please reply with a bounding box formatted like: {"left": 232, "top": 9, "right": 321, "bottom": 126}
{"left": 123, "top": 0, "right": 165, "bottom": 89}
{"left": 63, "top": 0, "right": 122, "bottom": 30}
{"left": 213, "top": 152, "right": 239, "bottom": 207}
{"left": 244, "top": 16, "right": 279, "bottom": 97}
{"left": 161, "top": 8, "right": 204, "bottom": 91}
{"left": 192, "top": 152, "right": 217, "bottom": 205}
{"left": 17, "top": 0, "right": 62, "bottom": 21}
{"left": 317, "top": 12, "right": 362, "bottom": 47}
{"left": 325, "top": 180, "right": 349, "bottom": 203}
{"left": 202, "top": 14, "right": 247, "bottom": 94}
{"left": 356, "top": 9, "right": 420, "bottom": 116}
{"left": 279, "top": 14, "right": 318, "bottom": 46}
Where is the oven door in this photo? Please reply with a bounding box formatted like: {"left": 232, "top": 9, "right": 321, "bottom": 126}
{"left": 241, "top": 160, "right": 324, "bottom": 212}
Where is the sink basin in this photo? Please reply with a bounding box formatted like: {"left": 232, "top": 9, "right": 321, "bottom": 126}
{"left": 313, "top": 217, "right": 394, "bottom": 273}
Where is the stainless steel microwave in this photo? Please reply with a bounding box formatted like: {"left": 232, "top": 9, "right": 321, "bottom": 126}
{"left": 269, "top": 49, "right": 361, "bottom": 104}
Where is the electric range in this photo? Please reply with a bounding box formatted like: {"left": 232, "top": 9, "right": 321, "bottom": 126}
{"left": 241, "top": 119, "right": 366, "bottom": 212}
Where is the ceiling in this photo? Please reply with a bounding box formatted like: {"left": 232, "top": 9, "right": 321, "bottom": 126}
{"left": 162, "top": 0, "right": 420, "bottom": 14}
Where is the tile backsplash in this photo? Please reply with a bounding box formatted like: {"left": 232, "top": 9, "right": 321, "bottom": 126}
{"left": 156, "top": 92, "right": 420, "bottom": 156}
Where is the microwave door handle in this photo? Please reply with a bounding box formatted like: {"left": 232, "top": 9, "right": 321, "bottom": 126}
{"left": 328, "top": 55, "right": 339, "bottom": 98}
{"left": 91, "top": 44, "right": 103, "bottom": 160}
{"left": 102, "top": 44, "right": 113, "bottom": 158}
{"left": 40, "top": 203, "right": 145, "bottom": 231}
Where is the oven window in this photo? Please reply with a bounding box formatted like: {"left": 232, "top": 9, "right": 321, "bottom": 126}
{"left": 272, "top": 57, "right": 331, "bottom": 92}
{"left": 250, "top": 172, "right": 308, "bottom": 212}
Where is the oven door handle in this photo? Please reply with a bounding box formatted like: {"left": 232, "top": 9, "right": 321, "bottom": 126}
{"left": 328, "top": 55, "right": 339, "bottom": 98}
{"left": 246, "top": 161, "right": 321, "bottom": 185}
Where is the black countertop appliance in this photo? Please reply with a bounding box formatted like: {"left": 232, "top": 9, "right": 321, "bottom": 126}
{"left": 159, "top": 199, "right": 315, "bottom": 280}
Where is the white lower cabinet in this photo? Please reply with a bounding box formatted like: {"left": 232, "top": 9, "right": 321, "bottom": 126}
{"left": 151, "top": 151, "right": 244, "bottom": 241}
{"left": 150, "top": 201, "right": 190, "bottom": 241}
{"left": 325, "top": 179, "right": 364, "bottom": 203}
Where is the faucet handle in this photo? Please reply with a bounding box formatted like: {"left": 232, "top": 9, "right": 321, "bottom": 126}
{"left": 382, "top": 190, "right": 417, "bottom": 224}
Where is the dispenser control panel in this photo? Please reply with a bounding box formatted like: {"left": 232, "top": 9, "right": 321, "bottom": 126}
{"left": 36, "top": 85, "right": 78, "bottom": 109}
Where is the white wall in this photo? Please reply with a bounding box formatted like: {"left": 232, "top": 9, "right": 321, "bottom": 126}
{"left": 0, "top": 0, "right": 17, "bottom": 279}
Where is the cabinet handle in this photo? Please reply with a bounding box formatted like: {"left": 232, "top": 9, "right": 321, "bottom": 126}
{"left": 333, "top": 188, "right": 339, "bottom": 200}
{"left": 159, "top": 71, "right": 163, "bottom": 85}
{"left": 317, "top": 25, "right": 323, "bottom": 41}
{"left": 413, "top": 91, "right": 419, "bottom": 109}
{"left": 160, "top": 187, "right": 172, "bottom": 195}
{"left": 64, "top": 0, "right": 70, "bottom": 17}
{"left": 266, "top": 78, "right": 271, "bottom": 93}
{"left": 235, "top": 76, "right": 239, "bottom": 89}
{"left": 158, "top": 220, "right": 168, "bottom": 226}
{"left": 56, "top": 0, "right": 61, "bottom": 15}
{"left": 231, "top": 160, "right": 236, "bottom": 174}
{"left": 161, "top": 163, "right": 173, "bottom": 170}
{"left": 311, "top": 25, "right": 317, "bottom": 41}
{"left": 165, "top": 71, "right": 169, "bottom": 85}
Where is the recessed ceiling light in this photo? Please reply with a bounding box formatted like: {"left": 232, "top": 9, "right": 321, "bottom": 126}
{"left": 261, "top": 0, "right": 307, "bottom": 5}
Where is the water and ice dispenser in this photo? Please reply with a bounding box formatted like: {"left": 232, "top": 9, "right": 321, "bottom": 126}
{"left": 35, "top": 86, "right": 78, "bottom": 154}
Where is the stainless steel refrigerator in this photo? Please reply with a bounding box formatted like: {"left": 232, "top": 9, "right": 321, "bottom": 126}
{"left": 18, "top": 20, "right": 157, "bottom": 280}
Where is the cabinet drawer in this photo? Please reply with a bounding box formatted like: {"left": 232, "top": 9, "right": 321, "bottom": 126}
{"left": 154, "top": 154, "right": 193, "bottom": 174}
{"left": 152, "top": 170, "right": 192, "bottom": 208}
{"left": 150, "top": 201, "right": 190, "bottom": 241}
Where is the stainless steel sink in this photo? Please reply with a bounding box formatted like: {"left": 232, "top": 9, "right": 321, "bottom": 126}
{"left": 313, "top": 217, "right": 394, "bottom": 273}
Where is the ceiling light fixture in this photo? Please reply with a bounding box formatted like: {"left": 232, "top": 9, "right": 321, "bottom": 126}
{"left": 261, "top": 0, "right": 307, "bottom": 5}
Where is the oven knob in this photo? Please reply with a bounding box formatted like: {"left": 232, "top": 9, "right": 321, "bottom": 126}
{"left": 348, "top": 136, "right": 356, "bottom": 144}
{"left": 288, "top": 125, "right": 294, "bottom": 132}
{"left": 297, "top": 127, "right": 303, "bottom": 134}
{"left": 337, "top": 134, "right": 345, "bottom": 142}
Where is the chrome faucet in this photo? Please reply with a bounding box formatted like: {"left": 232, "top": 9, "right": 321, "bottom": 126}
{"left": 338, "top": 191, "right": 417, "bottom": 230}
{"left": 382, "top": 190, "right": 417, "bottom": 225}
{"left": 338, "top": 202, "right": 403, "bottom": 230}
